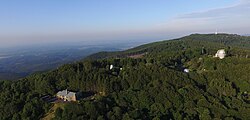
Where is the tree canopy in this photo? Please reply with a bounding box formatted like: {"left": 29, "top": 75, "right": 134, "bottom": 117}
{"left": 0, "top": 34, "right": 250, "bottom": 120}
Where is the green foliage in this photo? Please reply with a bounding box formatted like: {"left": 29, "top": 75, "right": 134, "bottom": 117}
{"left": 1, "top": 34, "right": 250, "bottom": 119}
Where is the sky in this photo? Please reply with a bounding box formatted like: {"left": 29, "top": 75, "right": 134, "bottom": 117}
{"left": 0, "top": 0, "right": 250, "bottom": 48}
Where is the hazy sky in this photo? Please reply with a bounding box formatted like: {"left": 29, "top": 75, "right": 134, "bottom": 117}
{"left": 0, "top": 0, "right": 249, "bottom": 48}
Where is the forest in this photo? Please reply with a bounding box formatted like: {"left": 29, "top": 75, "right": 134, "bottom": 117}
{"left": 0, "top": 34, "right": 250, "bottom": 120}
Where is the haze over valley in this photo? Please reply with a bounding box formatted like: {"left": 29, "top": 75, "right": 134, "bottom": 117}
{"left": 0, "top": 40, "right": 149, "bottom": 80}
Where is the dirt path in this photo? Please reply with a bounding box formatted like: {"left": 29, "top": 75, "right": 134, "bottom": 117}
{"left": 42, "top": 103, "right": 64, "bottom": 120}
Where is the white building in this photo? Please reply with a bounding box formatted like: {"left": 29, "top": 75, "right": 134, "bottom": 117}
{"left": 184, "top": 69, "right": 189, "bottom": 73}
{"left": 110, "top": 65, "right": 114, "bottom": 70}
{"left": 215, "top": 49, "right": 226, "bottom": 59}
{"left": 56, "top": 89, "right": 77, "bottom": 101}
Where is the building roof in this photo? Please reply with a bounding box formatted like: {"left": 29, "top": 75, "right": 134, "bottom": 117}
{"left": 67, "top": 92, "right": 76, "bottom": 97}
{"left": 57, "top": 89, "right": 76, "bottom": 98}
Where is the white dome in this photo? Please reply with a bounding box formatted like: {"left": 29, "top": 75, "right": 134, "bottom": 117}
{"left": 215, "top": 49, "right": 226, "bottom": 59}
{"left": 218, "top": 50, "right": 225, "bottom": 54}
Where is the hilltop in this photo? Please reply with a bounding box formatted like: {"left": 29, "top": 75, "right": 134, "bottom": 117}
{"left": 87, "top": 33, "right": 250, "bottom": 60}
{"left": 0, "top": 34, "right": 250, "bottom": 120}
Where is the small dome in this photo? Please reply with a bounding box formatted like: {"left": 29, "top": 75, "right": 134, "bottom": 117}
{"left": 215, "top": 49, "right": 226, "bottom": 59}
{"left": 184, "top": 69, "right": 189, "bottom": 73}
{"left": 218, "top": 50, "right": 225, "bottom": 54}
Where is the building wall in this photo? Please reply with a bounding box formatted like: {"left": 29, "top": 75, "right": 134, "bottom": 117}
{"left": 57, "top": 95, "right": 77, "bottom": 101}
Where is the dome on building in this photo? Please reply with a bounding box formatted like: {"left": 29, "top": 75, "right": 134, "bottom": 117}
{"left": 215, "top": 49, "right": 226, "bottom": 59}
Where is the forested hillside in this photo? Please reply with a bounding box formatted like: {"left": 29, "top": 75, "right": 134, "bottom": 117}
{"left": 0, "top": 34, "right": 250, "bottom": 120}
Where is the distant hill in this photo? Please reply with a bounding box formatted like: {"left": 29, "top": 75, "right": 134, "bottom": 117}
{"left": 242, "top": 34, "right": 250, "bottom": 36}
{"left": 1, "top": 33, "right": 250, "bottom": 120}
{"left": 87, "top": 33, "right": 250, "bottom": 60}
